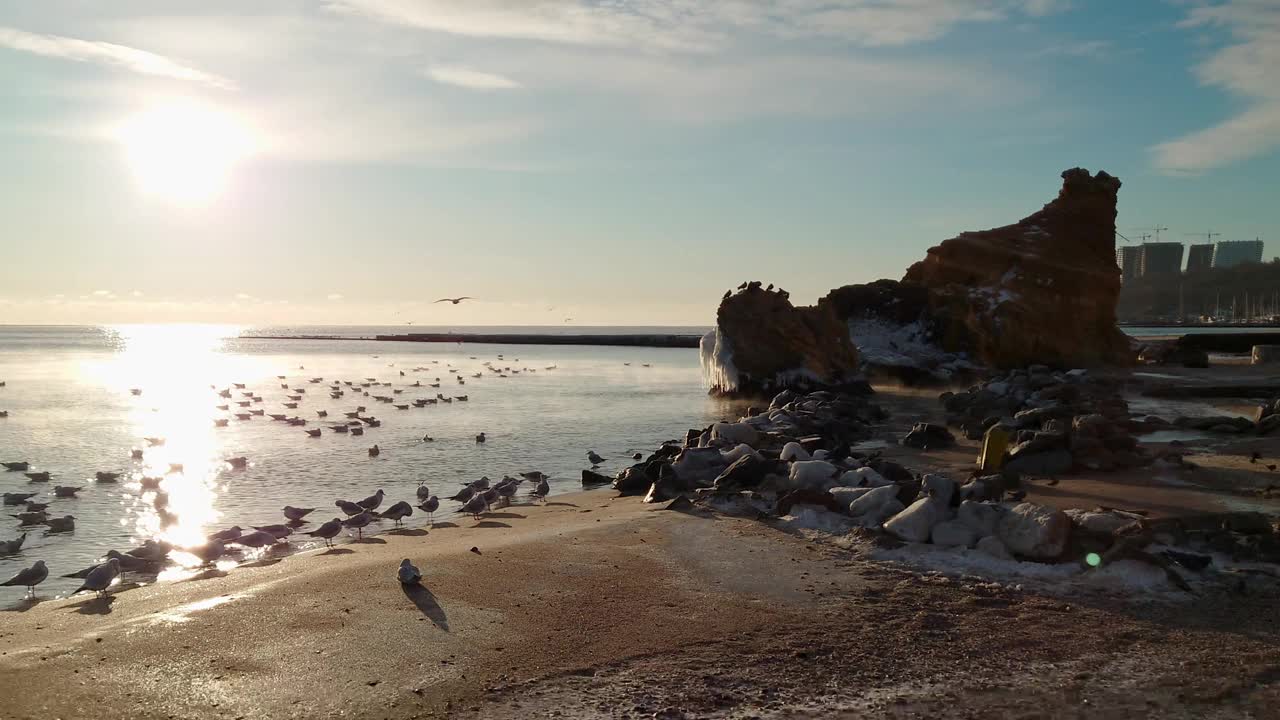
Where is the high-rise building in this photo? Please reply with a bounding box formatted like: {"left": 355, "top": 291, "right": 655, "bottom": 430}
{"left": 1116, "top": 245, "right": 1142, "bottom": 282}
{"left": 1137, "top": 242, "right": 1184, "bottom": 276}
{"left": 1186, "top": 244, "right": 1215, "bottom": 273}
{"left": 1212, "top": 239, "right": 1264, "bottom": 269}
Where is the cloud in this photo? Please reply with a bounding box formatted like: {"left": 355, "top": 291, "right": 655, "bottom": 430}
{"left": 0, "top": 26, "right": 235, "bottom": 89}
{"left": 328, "top": 0, "right": 1065, "bottom": 50}
{"left": 1152, "top": 0, "right": 1280, "bottom": 174}
{"left": 131, "top": 290, "right": 144, "bottom": 297}
{"left": 234, "top": 292, "right": 253, "bottom": 300}
{"left": 427, "top": 65, "right": 520, "bottom": 90}
{"left": 1035, "top": 40, "right": 1110, "bottom": 59}
{"left": 92, "top": 289, "right": 111, "bottom": 296}
{"left": 327, "top": 293, "right": 345, "bottom": 300}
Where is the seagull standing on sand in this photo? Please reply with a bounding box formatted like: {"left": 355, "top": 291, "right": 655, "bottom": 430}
{"left": 378, "top": 501, "right": 413, "bottom": 527}
{"left": 434, "top": 297, "right": 475, "bottom": 305}
{"left": 460, "top": 493, "right": 487, "bottom": 519}
{"left": 418, "top": 496, "right": 439, "bottom": 523}
{"left": 398, "top": 559, "right": 422, "bottom": 584}
{"left": 533, "top": 477, "right": 551, "bottom": 502}
{"left": 357, "top": 489, "right": 385, "bottom": 512}
{"left": 416, "top": 484, "right": 431, "bottom": 501}
{"left": 230, "top": 530, "right": 279, "bottom": 548}
{"left": 1, "top": 560, "right": 47, "bottom": 596}
{"left": 343, "top": 512, "right": 374, "bottom": 538}
{"left": 74, "top": 557, "right": 121, "bottom": 597}
{"left": 336, "top": 499, "right": 364, "bottom": 517}
{"left": 210, "top": 526, "right": 243, "bottom": 543}
{"left": 306, "top": 518, "right": 344, "bottom": 547}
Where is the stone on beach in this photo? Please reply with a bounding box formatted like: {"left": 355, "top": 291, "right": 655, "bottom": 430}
{"left": 997, "top": 502, "right": 1071, "bottom": 560}
{"left": 787, "top": 461, "right": 840, "bottom": 491}
{"left": 976, "top": 535, "right": 1014, "bottom": 560}
{"left": 883, "top": 497, "right": 952, "bottom": 543}
{"left": 931, "top": 520, "right": 979, "bottom": 548}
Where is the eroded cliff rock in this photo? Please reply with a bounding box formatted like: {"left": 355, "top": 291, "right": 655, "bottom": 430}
{"left": 901, "top": 168, "right": 1131, "bottom": 369}
{"left": 701, "top": 283, "right": 859, "bottom": 395}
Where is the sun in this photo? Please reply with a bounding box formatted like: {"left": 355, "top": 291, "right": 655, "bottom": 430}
{"left": 118, "top": 102, "right": 254, "bottom": 204}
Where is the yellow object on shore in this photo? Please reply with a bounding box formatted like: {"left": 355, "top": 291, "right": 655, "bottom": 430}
{"left": 979, "top": 424, "right": 1010, "bottom": 471}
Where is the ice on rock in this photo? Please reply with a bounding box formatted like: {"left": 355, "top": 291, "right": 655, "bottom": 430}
{"left": 839, "top": 466, "right": 890, "bottom": 488}
{"left": 780, "top": 442, "right": 811, "bottom": 462}
{"left": 884, "top": 497, "right": 952, "bottom": 543}
{"left": 700, "top": 328, "right": 740, "bottom": 392}
{"left": 788, "top": 460, "right": 839, "bottom": 490}
{"left": 721, "top": 443, "right": 762, "bottom": 464}
{"left": 848, "top": 483, "right": 901, "bottom": 520}
{"left": 711, "top": 422, "right": 759, "bottom": 446}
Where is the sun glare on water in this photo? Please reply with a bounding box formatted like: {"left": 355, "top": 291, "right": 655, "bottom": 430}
{"left": 118, "top": 102, "right": 254, "bottom": 204}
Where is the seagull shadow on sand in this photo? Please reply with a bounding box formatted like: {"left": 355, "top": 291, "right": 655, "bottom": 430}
{"left": 482, "top": 512, "right": 525, "bottom": 520}
{"left": 543, "top": 502, "right": 578, "bottom": 508}
{"left": 319, "top": 548, "right": 355, "bottom": 556}
{"left": 388, "top": 528, "right": 428, "bottom": 537}
{"left": 69, "top": 595, "right": 116, "bottom": 615}
{"left": 401, "top": 583, "right": 449, "bottom": 631}
{"left": 472, "top": 520, "right": 511, "bottom": 529}
{"left": 429, "top": 522, "right": 458, "bottom": 529}
{"left": 353, "top": 537, "right": 387, "bottom": 544}
{"left": 2, "top": 596, "right": 45, "bottom": 612}
{"left": 185, "top": 568, "right": 230, "bottom": 582}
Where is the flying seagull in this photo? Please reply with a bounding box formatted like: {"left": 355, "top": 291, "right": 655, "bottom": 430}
{"left": 434, "top": 297, "right": 475, "bottom": 305}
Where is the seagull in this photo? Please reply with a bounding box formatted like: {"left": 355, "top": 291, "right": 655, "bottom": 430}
{"left": 96, "top": 471, "right": 121, "bottom": 483}
{"left": 2, "top": 462, "right": 30, "bottom": 472}
{"left": 434, "top": 297, "right": 475, "bottom": 305}
{"left": 379, "top": 501, "right": 413, "bottom": 527}
{"left": 306, "top": 428, "right": 322, "bottom": 437}
{"left": 3, "top": 492, "right": 38, "bottom": 506}
{"left": 305, "top": 518, "right": 343, "bottom": 547}
{"left": 475, "top": 432, "right": 487, "bottom": 444}
{"left": 397, "top": 558, "right": 422, "bottom": 584}
{"left": 533, "top": 477, "right": 550, "bottom": 502}
{"left": 417, "top": 496, "right": 440, "bottom": 523}
{"left": 1, "top": 560, "right": 48, "bottom": 596}
{"left": 587, "top": 451, "right": 606, "bottom": 465}
{"left": 227, "top": 456, "right": 249, "bottom": 469}
{"left": 44, "top": 515, "right": 76, "bottom": 533}
{"left": 416, "top": 484, "right": 431, "bottom": 501}
{"left": 189, "top": 540, "right": 225, "bottom": 565}
{"left": 209, "top": 526, "right": 244, "bottom": 543}
{"left": 126, "top": 540, "right": 173, "bottom": 561}
{"left": 343, "top": 512, "right": 374, "bottom": 538}
{"left": 283, "top": 506, "right": 315, "bottom": 522}
{"left": 53, "top": 485, "right": 83, "bottom": 498}
{"left": 131, "top": 449, "right": 145, "bottom": 459}
{"left": 421, "top": 434, "right": 434, "bottom": 442}
{"left": 350, "top": 426, "right": 365, "bottom": 436}
{"left": 450, "top": 486, "right": 477, "bottom": 504}
{"left": 0, "top": 533, "right": 27, "bottom": 554}
{"left": 73, "top": 558, "right": 121, "bottom": 597}
{"left": 357, "top": 489, "right": 385, "bottom": 512}
{"left": 460, "top": 493, "right": 487, "bottom": 519}
{"left": 214, "top": 419, "right": 230, "bottom": 427}
{"left": 25, "top": 501, "right": 49, "bottom": 513}
{"left": 12, "top": 511, "right": 48, "bottom": 526}
{"left": 230, "top": 530, "right": 278, "bottom": 548}
{"left": 496, "top": 481, "right": 517, "bottom": 506}
{"left": 253, "top": 524, "right": 294, "bottom": 540}
{"left": 336, "top": 499, "right": 365, "bottom": 517}
{"left": 24, "top": 471, "right": 51, "bottom": 483}
{"left": 368, "top": 444, "right": 381, "bottom": 457}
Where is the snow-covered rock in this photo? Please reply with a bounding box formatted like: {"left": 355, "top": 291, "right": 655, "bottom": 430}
{"left": 997, "top": 502, "right": 1070, "bottom": 560}
{"left": 884, "top": 497, "right": 952, "bottom": 543}
{"left": 711, "top": 422, "right": 759, "bottom": 446}
{"left": 829, "top": 486, "right": 874, "bottom": 506}
{"left": 1064, "top": 508, "right": 1142, "bottom": 535}
{"left": 931, "top": 520, "right": 980, "bottom": 548}
{"left": 780, "top": 442, "right": 810, "bottom": 462}
{"left": 721, "top": 443, "right": 761, "bottom": 464}
{"left": 787, "top": 460, "right": 840, "bottom": 490}
{"left": 848, "top": 483, "right": 900, "bottom": 519}
{"left": 672, "top": 448, "right": 726, "bottom": 485}
{"left": 976, "top": 535, "right": 1014, "bottom": 560}
{"left": 957, "top": 500, "right": 1003, "bottom": 537}
{"left": 922, "top": 473, "right": 957, "bottom": 505}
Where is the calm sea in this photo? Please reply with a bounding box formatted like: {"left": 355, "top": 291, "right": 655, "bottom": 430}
{"left": 0, "top": 324, "right": 728, "bottom": 596}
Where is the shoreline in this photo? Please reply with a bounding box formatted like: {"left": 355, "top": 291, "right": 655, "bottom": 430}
{"left": 243, "top": 333, "right": 704, "bottom": 348}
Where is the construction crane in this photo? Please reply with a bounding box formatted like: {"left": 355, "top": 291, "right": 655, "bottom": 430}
{"left": 1185, "top": 231, "right": 1221, "bottom": 242}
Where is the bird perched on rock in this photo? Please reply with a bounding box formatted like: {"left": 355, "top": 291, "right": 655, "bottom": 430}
{"left": 397, "top": 558, "right": 422, "bottom": 584}
{"left": 0, "top": 533, "right": 26, "bottom": 555}
{"left": 73, "top": 558, "right": 121, "bottom": 597}
{"left": 587, "top": 451, "right": 606, "bottom": 466}
{"left": 343, "top": 512, "right": 374, "bottom": 538}
{"left": 44, "top": 515, "right": 76, "bottom": 533}
{"left": 357, "top": 489, "right": 385, "bottom": 512}
{"left": 305, "top": 518, "right": 343, "bottom": 547}
{"left": 379, "top": 501, "right": 413, "bottom": 527}
{"left": 1, "top": 560, "right": 47, "bottom": 596}
{"left": 283, "top": 506, "right": 315, "bottom": 522}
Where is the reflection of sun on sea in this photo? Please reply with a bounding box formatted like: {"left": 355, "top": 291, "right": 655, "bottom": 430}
{"left": 116, "top": 101, "right": 255, "bottom": 205}
{"left": 84, "top": 324, "right": 265, "bottom": 551}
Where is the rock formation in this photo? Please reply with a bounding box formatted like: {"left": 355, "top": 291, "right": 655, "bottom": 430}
{"left": 701, "top": 284, "right": 860, "bottom": 395}
{"left": 901, "top": 167, "right": 1131, "bottom": 369}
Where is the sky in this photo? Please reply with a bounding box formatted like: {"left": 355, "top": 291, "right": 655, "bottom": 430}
{"left": 1, "top": 0, "right": 1278, "bottom": 327}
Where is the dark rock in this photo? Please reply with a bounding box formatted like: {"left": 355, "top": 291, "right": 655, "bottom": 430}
{"left": 581, "top": 470, "right": 612, "bottom": 487}
{"left": 901, "top": 422, "right": 956, "bottom": 450}
{"left": 712, "top": 454, "right": 774, "bottom": 490}
{"left": 775, "top": 488, "right": 845, "bottom": 516}
{"left": 1003, "top": 449, "right": 1073, "bottom": 476}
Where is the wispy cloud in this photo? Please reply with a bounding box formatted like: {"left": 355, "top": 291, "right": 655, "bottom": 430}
{"left": 0, "top": 26, "right": 235, "bottom": 90}
{"left": 328, "top": 0, "right": 1065, "bottom": 50}
{"left": 1152, "top": 0, "right": 1280, "bottom": 174}
{"left": 427, "top": 65, "right": 520, "bottom": 90}
{"left": 327, "top": 293, "right": 345, "bottom": 300}
{"left": 1035, "top": 39, "right": 1110, "bottom": 59}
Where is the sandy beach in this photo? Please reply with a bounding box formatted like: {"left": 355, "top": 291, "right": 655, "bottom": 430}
{"left": 2, "top": 465, "right": 1278, "bottom": 719}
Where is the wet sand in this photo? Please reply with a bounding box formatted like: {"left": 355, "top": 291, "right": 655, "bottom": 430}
{"left": 1, "top": 483, "right": 1278, "bottom": 719}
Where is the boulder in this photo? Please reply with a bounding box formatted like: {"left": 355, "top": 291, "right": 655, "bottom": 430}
{"left": 901, "top": 168, "right": 1131, "bottom": 369}
{"left": 921, "top": 473, "right": 957, "bottom": 505}
{"left": 671, "top": 447, "right": 727, "bottom": 486}
{"left": 769, "top": 390, "right": 797, "bottom": 410}
{"left": 829, "top": 486, "right": 874, "bottom": 507}
{"left": 720, "top": 443, "right": 762, "bottom": 464}
{"left": 839, "top": 466, "right": 891, "bottom": 488}
{"left": 976, "top": 535, "right": 1014, "bottom": 560}
{"left": 712, "top": 454, "right": 772, "bottom": 490}
{"left": 931, "top": 520, "right": 980, "bottom": 548}
{"left": 703, "top": 285, "right": 860, "bottom": 395}
{"left": 581, "top": 469, "right": 612, "bottom": 486}
{"left": 1064, "top": 508, "right": 1143, "bottom": 536}
{"left": 847, "top": 483, "right": 900, "bottom": 517}
{"left": 997, "top": 502, "right": 1071, "bottom": 560}
{"left": 901, "top": 422, "right": 956, "bottom": 449}
{"left": 779, "top": 442, "right": 811, "bottom": 462}
{"left": 883, "top": 497, "right": 952, "bottom": 543}
{"left": 957, "top": 500, "right": 1002, "bottom": 536}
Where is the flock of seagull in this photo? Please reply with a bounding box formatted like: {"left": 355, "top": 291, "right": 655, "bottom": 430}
{"left": 0, "top": 352, "right": 626, "bottom": 600}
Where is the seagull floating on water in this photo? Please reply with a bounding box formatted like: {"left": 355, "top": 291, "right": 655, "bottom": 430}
{"left": 0, "top": 533, "right": 27, "bottom": 554}
{"left": 44, "top": 515, "right": 76, "bottom": 533}
{"left": 2, "top": 462, "right": 30, "bottom": 472}
{"left": 475, "top": 432, "right": 487, "bottom": 444}
{"left": 283, "top": 506, "right": 315, "bottom": 522}
{"left": 24, "top": 471, "right": 51, "bottom": 483}
{"left": 53, "top": 485, "right": 82, "bottom": 498}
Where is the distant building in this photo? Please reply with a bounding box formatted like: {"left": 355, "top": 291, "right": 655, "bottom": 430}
{"left": 1116, "top": 245, "right": 1142, "bottom": 282}
{"left": 1137, "top": 242, "right": 1184, "bottom": 276}
{"left": 1186, "top": 244, "right": 1215, "bottom": 273}
{"left": 1212, "top": 239, "right": 1264, "bottom": 269}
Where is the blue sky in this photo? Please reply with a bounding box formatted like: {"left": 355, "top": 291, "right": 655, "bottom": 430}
{"left": 1, "top": 0, "right": 1277, "bottom": 326}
